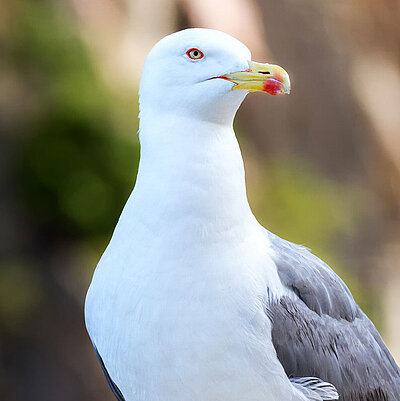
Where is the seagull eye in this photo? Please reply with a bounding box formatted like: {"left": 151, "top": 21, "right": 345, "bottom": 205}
{"left": 186, "top": 48, "right": 204, "bottom": 60}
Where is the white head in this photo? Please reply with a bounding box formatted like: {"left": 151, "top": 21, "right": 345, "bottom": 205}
{"left": 139, "top": 28, "right": 290, "bottom": 125}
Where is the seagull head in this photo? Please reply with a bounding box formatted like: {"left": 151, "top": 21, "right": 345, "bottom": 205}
{"left": 139, "top": 28, "right": 290, "bottom": 125}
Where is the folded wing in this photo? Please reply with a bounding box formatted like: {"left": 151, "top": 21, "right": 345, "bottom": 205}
{"left": 267, "top": 232, "right": 400, "bottom": 401}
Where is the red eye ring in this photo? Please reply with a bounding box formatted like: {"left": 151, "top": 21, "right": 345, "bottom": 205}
{"left": 186, "top": 48, "right": 204, "bottom": 60}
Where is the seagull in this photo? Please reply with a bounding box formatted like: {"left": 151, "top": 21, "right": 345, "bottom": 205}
{"left": 85, "top": 28, "right": 400, "bottom": 401}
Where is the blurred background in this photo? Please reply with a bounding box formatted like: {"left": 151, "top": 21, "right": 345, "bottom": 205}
{"left": 1, "top": 0, "right": 400, "bottom": 399}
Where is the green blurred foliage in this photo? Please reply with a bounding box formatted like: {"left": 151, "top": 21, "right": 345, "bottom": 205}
{"left": 11, "top": 0, "right": 139, "bottom": 238}
{"left": 0, "top": 4, "right": 141, "bottom": 382}
{"left": 256, "top": 158, "right": 357, "bottom": 253}
{"left": 0, "top": 263, "right": 43, "bottom": 336}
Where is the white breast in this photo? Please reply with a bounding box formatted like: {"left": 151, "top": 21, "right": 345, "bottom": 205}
{"left": 85, "top": 209, "right": 301, "bottom": 401}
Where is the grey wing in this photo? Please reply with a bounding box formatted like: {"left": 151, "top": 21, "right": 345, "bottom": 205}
{"left": 93, "top": 346, "right": 126, "bottom": 401}
{"left": 267, "top": 231, "right": 400, "bottom": 401}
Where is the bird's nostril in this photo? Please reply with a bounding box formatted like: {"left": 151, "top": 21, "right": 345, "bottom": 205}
{"left": 259, "top": 71, "right": 271, "bottom": 75}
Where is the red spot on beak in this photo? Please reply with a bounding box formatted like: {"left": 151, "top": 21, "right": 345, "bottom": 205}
{"left": 262, "top": 79, "right": 285, "bottom": 95}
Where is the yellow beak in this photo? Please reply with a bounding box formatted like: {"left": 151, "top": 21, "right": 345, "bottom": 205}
{"left": 221, "top": 60, "right": 290, "bottom": 95}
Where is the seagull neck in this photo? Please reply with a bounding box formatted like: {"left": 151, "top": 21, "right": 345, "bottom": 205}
{"left": 132, "top": 112, "right": 253, "bottom": 227}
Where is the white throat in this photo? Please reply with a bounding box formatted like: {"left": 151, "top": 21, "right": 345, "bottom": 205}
{"left": 130, "top": 111, "right": 254, "bottom": 236}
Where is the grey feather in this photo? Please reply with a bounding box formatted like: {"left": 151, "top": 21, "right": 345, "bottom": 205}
{"left": 290, "top": 377, "right": 338, "bottom": 400}
{"left": 94, "top": 345, "right": 125, "bottom": 401}
{"left": 267, "top": 231, "right": 400, "bottom": 401}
